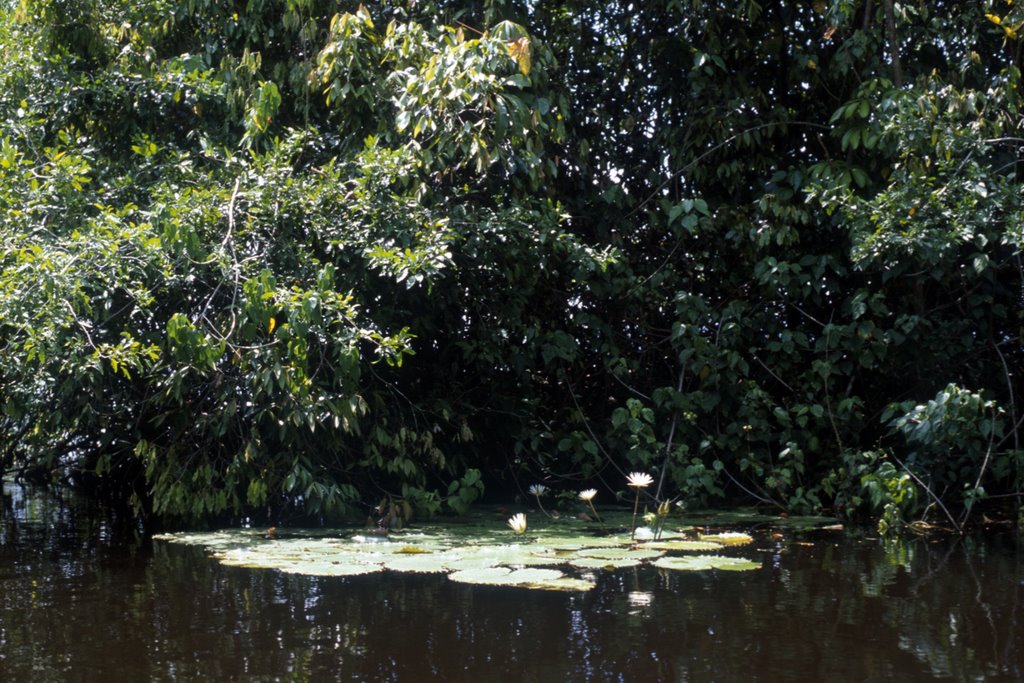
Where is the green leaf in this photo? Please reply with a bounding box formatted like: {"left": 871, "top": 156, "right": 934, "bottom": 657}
{"left": 652, "top": 555, "right": 761, "bottom": 572}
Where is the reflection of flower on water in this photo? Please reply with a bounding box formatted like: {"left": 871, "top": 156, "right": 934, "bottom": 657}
{"left": 627, "top": 591, "right": 654, "bottom": 608}
{"left": 507, "top": 512, "right": 528, "bottom": 534}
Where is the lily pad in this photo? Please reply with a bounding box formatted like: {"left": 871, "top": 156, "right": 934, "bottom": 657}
{"left": 447, "top": 567, "right": 592, "bottom": 591}
{"left": 153, "top": 513, "right": 768, "bottom": 589}
{"left": 579, "top": 547, "right": 664, "bottom": 561}
{"left": 534, "top": 536, "right": 627, "bottom": 551}
{"left": 215, "top": 548, "right": 299, "bottom": 569}
{"left": 442, "top": 555, "right": 504, "bottom": 571}
{"left": 277, "top": 561, "right": 384, "bottom": 577}
{"left": 384, "top": 554, "right": 452, "bottom": 573}
{"left": 698, "top": 532, "right": 754, "bottom": 546}
{"left": 534, "top": 577, "right": 597, "bottom": 592}
{"left": 213, "top": 544, "right": 386, "bottom": 575}
{"left": 681, "top": 509, "right": 839, "bottom": 529}
{"left": 642, "top": 529, "right": 694, "bottom": 540}
{"left": 154, "top": 530, "right": 263, "bottom": 552}
{"left": 652, "top": 555, "right": 761, "bottom": 572}
{"left": 645, "top": 540, "right": 724, "bottom": 552}
{"left": 569, "top": 557, "right": 642, "bottom": 570}
{"left": 441, "top": 544, "right": 564, "bottom": 570}
{"left": 448, "top": 566, "right": 542, "bottom": 584}
{"left": 395, "top": 546, "right": 434, "bottom": 554}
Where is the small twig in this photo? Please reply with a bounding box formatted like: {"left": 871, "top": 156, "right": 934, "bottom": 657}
{"left": 823, "top": 315, "right": 845, "bottom": 453}
{"left": 961, "top": 404, "right": 998, "bottom": 527}
{"left": 222, "top": 177, "right": 242, "bottom": 340}
{"left": 654, "top": 366, "right": 685, "bottom": 501}
{"left": 625, "top": 120, "right": 831, "bottom": 221}
{"left": 222, "top": 177, "right": 241, "bottom": 249}
{"left": 454, "top": 21, "right": 485, "bottom": 37}
{"left": 993, "top": 340, "right": 1018, "bottom": 454}
{"left": 983, "top": 137, "right": 1024, "bottom": 145}
{"left": 788, "top": 302, "right": 826, "bottom": 329}
{"left": 627, "top": 236, "right": 684, "bottom": 296}
{"left": 978, "top": 491, "right": 1024, "bottom": 500}
{"left": 721, "top": 465, "right": 784, "bottom": 509}
{"left": 751, "top": 354, "right": 796, "bottom": 393}
{"left": 65, "top": 301, "right": 97, "bottom": 351}
{"left": 888, "top": 451, "right": 962, "bottom": 534}
{"left": 610, "top": 371, "right": 652, "bottom": 401}
{"left": 565, "top": 374, "right": 629, "bottom": 481}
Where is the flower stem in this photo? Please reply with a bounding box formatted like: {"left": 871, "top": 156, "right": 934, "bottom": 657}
{"left": 587, "top": 500, "right": 602, "bottom": 523}
{"left": 630, "top": 489, "right": 641, "bottom": 539}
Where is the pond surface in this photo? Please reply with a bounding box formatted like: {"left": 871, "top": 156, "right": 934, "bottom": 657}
{"left": 1, "top": 480, "right": 1022, "bottom": 682}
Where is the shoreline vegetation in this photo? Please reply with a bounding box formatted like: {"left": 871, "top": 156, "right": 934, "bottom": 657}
{"left": 1, "top": 1, "right": 1022, "bottom": 535}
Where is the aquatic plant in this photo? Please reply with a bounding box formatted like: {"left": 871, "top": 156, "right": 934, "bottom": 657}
{"left": 507, "top": 512, "right": 528, "bottom": 535}
{"left": 528, "top": 484, "right": 553, "bottom": 518}
{"left": 652, "top": 555, "right": 761, "bottom": 572}
{"left": 578, "top": 488, "right": 602, "bottom": 522}
{"left": 627, "top": 472, "right": 655, "bottom": 488}
{"left": 698, "top": 532, "right": 754, "bottom": 547}
{"left": 152, "top": 509, "right": 794, "bottom": 591}
{"left": 627, "top": 472, "right": 654, "bottom": 539}
{"left": 653, "top": 500, "right": 672, "bottom": 540}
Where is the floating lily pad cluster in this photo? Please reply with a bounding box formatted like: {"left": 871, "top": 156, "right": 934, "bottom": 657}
{"left": 153, "top": 518, "right": 761, "bottom": 591}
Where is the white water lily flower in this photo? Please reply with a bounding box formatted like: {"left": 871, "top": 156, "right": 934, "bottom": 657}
{"left": 528, "top": 484, "right": 549, "bottom": 497}
{"left": 507, "top": 512, "right": 528, "bottom": 534}
{"left": 578, "top": 488, "right": 597, "bottom": 502}
{"left": 626, "top": 471, "right": 654, "bottom": 488}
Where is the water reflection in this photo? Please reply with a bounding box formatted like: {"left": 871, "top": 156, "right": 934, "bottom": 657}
{"left": 1, "top": 480, "right": 1021, "bottom": 681}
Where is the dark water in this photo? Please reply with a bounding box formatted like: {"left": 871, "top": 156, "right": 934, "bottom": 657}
{"left": 1, "top": 481, "right": 1022, "bottom": 682}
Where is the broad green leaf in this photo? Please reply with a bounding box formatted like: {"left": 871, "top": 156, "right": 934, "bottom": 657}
{"left": 652, "top": 555, "right": 761, "bottom": 572}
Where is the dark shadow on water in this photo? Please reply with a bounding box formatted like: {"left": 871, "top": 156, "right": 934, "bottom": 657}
{"left": 1, "top": 481, "right": 1022, "bottom": 682}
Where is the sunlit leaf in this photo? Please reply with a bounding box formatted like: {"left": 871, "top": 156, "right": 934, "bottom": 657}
{"left": 652, "top": 555, "right": 761, "bottom": 572}
{"left": 506, "top": 37, "right": 531, "bottom": 76}
{"left": 697, "top": 532, "right": 754, "bottom": 547}
{"left": 578, "top": 547, "right": 664, "bottom": 561}
{"left": 646, "top": 540, "right": 724, "bottom": 552}
{"left": 568, "top": 557, "right": 641, "bottom": 569}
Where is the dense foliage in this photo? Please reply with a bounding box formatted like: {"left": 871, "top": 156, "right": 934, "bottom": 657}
{"left": 1, "top": 0, "right": 1022, "bottom": 530}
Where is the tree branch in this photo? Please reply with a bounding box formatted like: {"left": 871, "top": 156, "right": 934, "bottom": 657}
{"left": 881, "top": 0, "right": 903, "bottom": 87}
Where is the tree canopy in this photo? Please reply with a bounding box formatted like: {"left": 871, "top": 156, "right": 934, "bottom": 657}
{"left": 1, "top": 0, "right": 1022, "bottom": 531}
